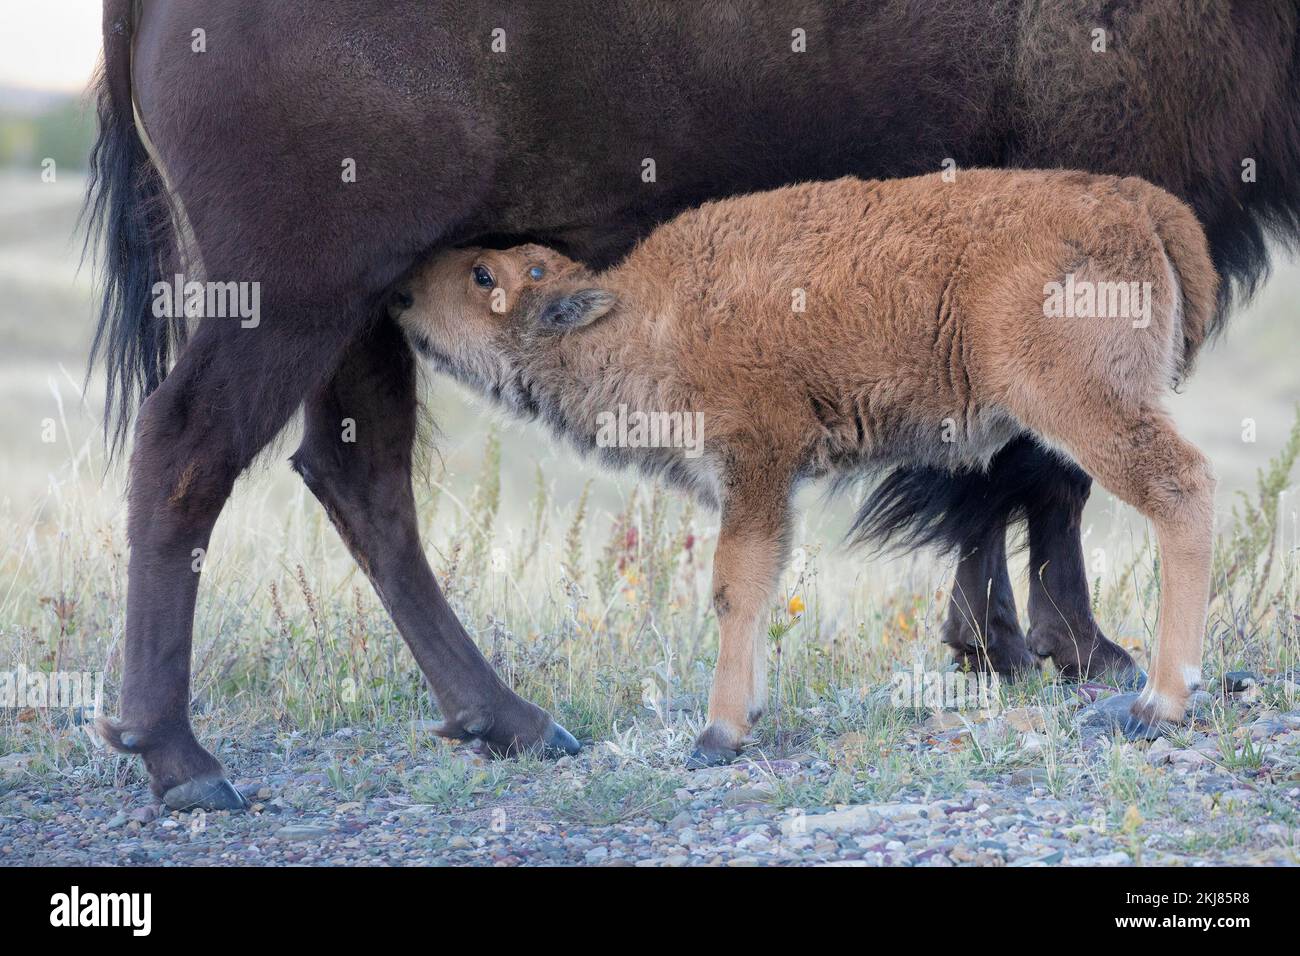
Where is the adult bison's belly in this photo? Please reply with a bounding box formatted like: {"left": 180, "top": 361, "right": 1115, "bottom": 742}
{"left": 132, "top": 0, "right": 496, "bottom": 299}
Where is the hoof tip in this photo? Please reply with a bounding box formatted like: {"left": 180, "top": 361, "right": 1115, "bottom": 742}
{"left": 1084, "top": 692, "right": 1165, "bottom": 741}
{"left": 162, "top": 775, "right": 251, "bottom": 812}
{"left": 543, "top": 721, "right": 581, "bottom": 757}
{"left": 686, "top": 745, "right": 740, "bottom": 770}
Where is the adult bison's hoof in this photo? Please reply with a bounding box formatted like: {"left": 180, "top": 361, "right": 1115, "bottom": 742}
{"left": 1082, "top": 692, "right": 1167, "bottom": 741}
{"left": 943, "top": 616, "right": 1039, "bottom": 680}
{"left": 162, "top": 774, "right": 251, "bottom": 812}
{"left": 431, "top": 707, "right": 581, "bottom": 759}
{"left": 542, "top": 721, "right": 581, "bottom": 757}
{"left": 686, "top": 725, "right": 742, "bottom": 769}
{"left": 1029, "top": 623, "right": 1139, "bottom": 687}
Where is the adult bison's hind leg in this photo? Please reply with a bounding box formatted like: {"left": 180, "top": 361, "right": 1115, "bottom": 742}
{"left": 98, "top": 316, "right": 355, "bottom": 811}
{"left": 938, "top": 437, "right": 1140, "bottom": 686}
{"left": 290, "top": 319, "right": 579, "bottom": 758}
{"left": 1019, "top": 450, "right": 1144, "bottom": 688}
{"left": 859, "top": 453, "right": 1036, "bottom": 678}
{"left": 942, "top": 525, "right": 1037, "bottom": 677}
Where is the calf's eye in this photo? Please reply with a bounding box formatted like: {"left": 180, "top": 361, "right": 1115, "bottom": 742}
{"left": 472, "top": 265, "right": 495, "bottom": 288}
{"left": 528, "top": 266, "right": 545, "bottom": 280}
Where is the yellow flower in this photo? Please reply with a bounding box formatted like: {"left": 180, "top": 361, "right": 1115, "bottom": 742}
{"left": 788, "top": 595, "right": 806, "bottom": 617}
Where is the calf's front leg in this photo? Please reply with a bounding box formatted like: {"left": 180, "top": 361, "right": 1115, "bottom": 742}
{"left": 689, "top": 470, "right": 792, "bottom": 768}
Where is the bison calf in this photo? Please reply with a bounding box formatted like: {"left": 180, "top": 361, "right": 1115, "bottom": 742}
{"left": 393, "top": 169, "right": 1218, "bottom": 766}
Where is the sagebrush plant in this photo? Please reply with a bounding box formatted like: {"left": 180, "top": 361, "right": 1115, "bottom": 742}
{"left": 1, "top": 397, "right": 1297, "bottom": 808}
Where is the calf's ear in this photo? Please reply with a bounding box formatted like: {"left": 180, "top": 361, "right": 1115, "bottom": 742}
{"left": 537, "top": 289, "right": 617, "bottom": 329}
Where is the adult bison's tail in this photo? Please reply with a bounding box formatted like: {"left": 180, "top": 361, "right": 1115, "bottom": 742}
{"left": 82, "top": 0, "right": 184, "bottom": 456}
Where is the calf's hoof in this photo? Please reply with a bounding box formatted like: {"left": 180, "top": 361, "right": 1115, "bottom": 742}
{"left": 1082, "top": 692, "right": 1168, "bottom": 741}
{"left": 687, "top": 723, "right": 743, "bottom": 769}
{"left": 97, "top": 716, "right": 244, "bottom": 808}
{"left": 162, "top": 774, "right": 251, "bottom": 812}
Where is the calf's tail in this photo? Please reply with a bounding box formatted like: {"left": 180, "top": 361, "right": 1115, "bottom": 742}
{"left": 1119, "top": 179, "right": 1220, "bottom": 380}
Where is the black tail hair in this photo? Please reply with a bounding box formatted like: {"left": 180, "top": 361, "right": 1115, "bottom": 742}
{"left": 845, "top": 436, "right": 1090, "bottom": 554}
{"left": 81, "top": 0, "right": 185, "bottom": 457}
{"left": 1203, "top": 10, "right": 1300, "bottom": 334}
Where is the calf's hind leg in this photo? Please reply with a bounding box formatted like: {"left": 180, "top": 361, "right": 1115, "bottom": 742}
{"left": 1020, "top": 406, "right": 1215, "bottom": 736}
{"left": 690, "top": 470, "right": 793, "bottom": 768}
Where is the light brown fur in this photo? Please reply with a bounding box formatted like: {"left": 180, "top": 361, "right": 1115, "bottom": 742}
{"left": 396, "top": 169, "right": 1218, "bottom": 761}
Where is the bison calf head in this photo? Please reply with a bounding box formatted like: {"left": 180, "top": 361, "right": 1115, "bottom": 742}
{"left": 391, "top": 242, "right": 617, "bottom": 408}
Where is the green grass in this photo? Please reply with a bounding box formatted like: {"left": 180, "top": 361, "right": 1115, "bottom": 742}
{"left": 545, "top": 766, "right": 681, "bottom": 825}
{"left": 404, "top": 753, "right": 510, "bottom": 813}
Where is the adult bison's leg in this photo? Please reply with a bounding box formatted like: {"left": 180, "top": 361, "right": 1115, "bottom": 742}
{"left": 867, "top": 451, "right": 1037, "bottom": 677}
{"left": 98, "top": 316, "right": 355, "bottom": 810}
{"left": 290, "top": 319, "right": 579, "bottom": 757}
{"left": 935, "top": 438, "right": 1138, "bottom": 684}
{"left": 941, "top": 526, "right": 1036, "bottom": 677}
{"left": 1022, "top": 455, "right": 1143, "bottom": 686}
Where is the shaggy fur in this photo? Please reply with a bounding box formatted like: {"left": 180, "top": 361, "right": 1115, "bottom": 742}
{"left": 396, "top": 170, "right": 1219, "bottom": 761}
{"left": 84, "top": 0, "right": 1299, "bottom": 802}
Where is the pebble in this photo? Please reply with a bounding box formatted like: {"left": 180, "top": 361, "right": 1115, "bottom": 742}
{"left": 275, "top": 825, "right": 330, "bottom": 841}
{"left": 1004, "top": 707, "right": 1049, "bottom": 734}
{"left": 722, "top": 787, "right": 768, "bottom": 806}
{"left": 666, "top": 810, "right": 694, "bottom": 831}
{"left": 1066, "top": 851, "right": 1130, "bottom": 867}
{"left": 1167, "top": 749, "right": 1213, "bottom": 769}
{"left": 788, "top": 805, "right": 874, "bottom": 834}
{"left": 1009, "top": 768, "right": 1051, "bottom": 787}
{"left": 3, "top": 677, "right": 1293, "bottom": 867}
{"left": 1222, "top": 671, "right": 1257, "bottom": 693}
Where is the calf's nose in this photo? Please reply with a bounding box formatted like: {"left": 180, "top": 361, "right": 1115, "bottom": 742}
{"left": 388, "top": 287, "right": 414, "bottom": 318}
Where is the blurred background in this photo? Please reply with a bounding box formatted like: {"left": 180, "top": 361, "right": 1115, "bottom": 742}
{"left": 2, "top": 1, "right": 1297, "bottom": 612}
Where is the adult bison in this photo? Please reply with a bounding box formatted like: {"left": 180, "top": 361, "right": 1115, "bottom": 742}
{"left": 88, "top": 0, "right": 1300, "bottom": 808}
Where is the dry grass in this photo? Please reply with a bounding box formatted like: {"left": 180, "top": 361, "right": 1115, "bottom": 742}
{"left": 0, "top": 174, "right": 1298, "bottom": 841}
{"left": 2, "top": 402, "right": 1297, "bottom": 806}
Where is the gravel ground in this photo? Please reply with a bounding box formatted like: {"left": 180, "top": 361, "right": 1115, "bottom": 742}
{"left": 3, "top": 682, "right": 1299, "bottom": 867}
